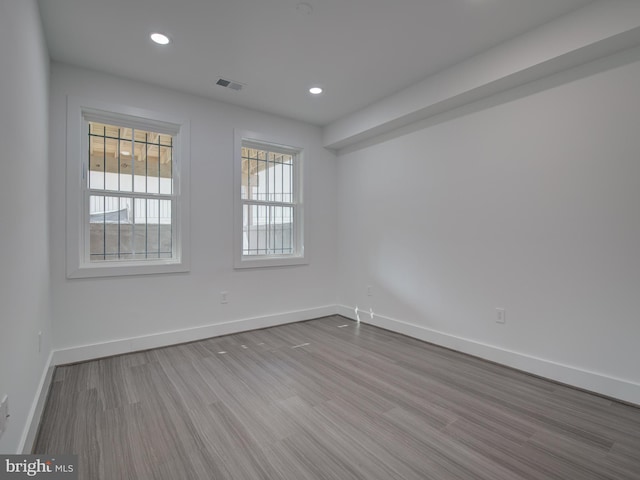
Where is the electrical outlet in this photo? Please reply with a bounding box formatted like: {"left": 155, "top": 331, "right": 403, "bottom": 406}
{"left": 367, "top": 285, "right": 373, "bottom": 296}
{"left": 0, "top": 395, "right": 8, "bottom": 437}
{"left": 220, "top": 291, "right": 228, "bottom": 304}
{"left": 496, "top": 308, "right": 506, "bottom": 324}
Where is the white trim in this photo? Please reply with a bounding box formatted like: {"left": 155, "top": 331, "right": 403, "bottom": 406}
{"left": 23, "top": 304, "right": 640, "bottom": 449}
{"left": 336, "top": 305, "right": 640, "bottom": 406}
{"left": 233, "top": 129, "right": 308, "bottom": 269}
{"left": 18, "top": 351, "right": 55, "bottom": 454}
{"left": 66, "top": 96, "right": 191, "bottom": 278}
{"left": 52, "top": 305, "right": 337, "bottom": 365}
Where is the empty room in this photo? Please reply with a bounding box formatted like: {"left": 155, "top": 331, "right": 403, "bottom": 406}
{"left": 1, "top": 0, "right": 640, "bottom": 478}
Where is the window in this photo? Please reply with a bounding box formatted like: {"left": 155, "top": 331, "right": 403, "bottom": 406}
{"left": 88, "top": 122, "right": 174, "bottom": 261}
{"left": 66, "top": 98, "right": 190, "bottom": 278}
{"left": 234, "top": 131, "right": 306, "bottom": 268}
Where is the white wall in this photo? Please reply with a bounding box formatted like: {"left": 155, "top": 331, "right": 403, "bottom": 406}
{"left": 49, "top": 64, "right": 338, "bottom": 357}
{"left": 336, "top": 51, "right": 640, "bottom": 403}
{"left": 324, "top": 0, "right": 640, "bottom": 150}
{"left": 0, "top": 0, "right": 52, "bottom": 453}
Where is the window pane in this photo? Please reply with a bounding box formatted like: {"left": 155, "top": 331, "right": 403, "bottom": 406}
{"left": 146, "top": 199, "right": 160, "bottom": 256}
{"left": 89, "top": 125, "right": 105, "bottom": 190}
{"left": 133, "top": 135, "right": 147, "bottom": 193}
{"left": 269, "top": 205, "right": 294, "bottom": 254}
{"left": 119, "top": 139, "right": 133, "bottom": 192}
{"left": 158, "top": 200, "right": 173, "bottom": 257}
{"left": 243, "top": 147, "right": 269, "bottom": 202}
{"left": 257, "top": 157, "right": 267, "bottom": 201}
{"left": 268, "top": 153, "right": 276, "bottom": 202}
{"left": 88, "top": 194, "right": 173, "bottom": 262}
{"left": 159, "top": 143, "right": 172, "bottom": 195}
{"left": 242, "top": 146, "right": 295, "bottom": 205}
{"left": 89, "top": 196, "right": 105, "bottom": 259}
{"left": 132, "top": 198, "right": 147, "bottom": 255}
{"left": 147, "top": 143, "right": 160, "bottom": 194}
{"left": 243, "top": 204, "right": 266, "bottom": 255}
{"left": 89, "top": 121, "right": 173, "bottom": 197}
{"left": 283, "top": 162, "right": 292, "bottom": 203}
{"left": 242, "top": 203, "right": 294, "bottom": 256}
{"left": 104, "top": 137, "right": 119, "bottom": 190}
{"left": 89, "top": 195, "right": 132, "bottom": 262}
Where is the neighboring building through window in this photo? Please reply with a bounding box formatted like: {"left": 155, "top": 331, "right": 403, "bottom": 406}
{"left": 66, "top": 98, "right": 190, "bottom": 278}
{"left": 234, "top": 132, "right": 306, "bottom": 268}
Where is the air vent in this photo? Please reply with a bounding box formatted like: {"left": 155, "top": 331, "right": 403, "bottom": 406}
{"left": 216, "top": 78, "right": 245, "bottom": 91}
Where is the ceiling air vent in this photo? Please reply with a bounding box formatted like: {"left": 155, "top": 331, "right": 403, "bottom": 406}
{"left": 216, "top": 78, "right": 244, "bottom": 91}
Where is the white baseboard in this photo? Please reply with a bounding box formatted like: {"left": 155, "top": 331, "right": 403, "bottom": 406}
{"left": 18, "top": 350, "right": 55, "bottom": 453}
{"left": 337, "top": 305, "right": 640, "bottom": 406}
{"left": 36, "top": 302, "right": 640, "bottom": 448}
{"left": 20, "top": 304, "right": 640, "bottom": 452}
{"left": 52, "top": 305, "right": 338, "bottom": 366}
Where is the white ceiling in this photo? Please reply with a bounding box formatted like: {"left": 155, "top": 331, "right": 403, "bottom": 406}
{"left": 38, "top": 0, "right": 594, "bottom": 126}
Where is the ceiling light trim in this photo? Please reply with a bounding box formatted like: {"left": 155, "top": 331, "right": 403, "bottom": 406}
{"left": 150, "top": 32, "right": 171, "bottom": 45}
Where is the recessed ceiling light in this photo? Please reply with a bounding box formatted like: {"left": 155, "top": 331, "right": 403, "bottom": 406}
{"left": 309, "top": 87, "right": 323, "bottom": 95}
{"left": 150, "top": 33, "right": 170, "bottom": 45}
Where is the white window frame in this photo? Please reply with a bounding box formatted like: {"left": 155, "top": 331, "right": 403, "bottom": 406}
{"left": 233, "top": 129, "right": 307, "bottom": 269}
{"left": 66, "top": 97, "right": 190, "bottom": 278}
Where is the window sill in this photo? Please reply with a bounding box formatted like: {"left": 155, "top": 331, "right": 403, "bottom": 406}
{"left": 67, "top": 259, "right": 189, "bottom": 279}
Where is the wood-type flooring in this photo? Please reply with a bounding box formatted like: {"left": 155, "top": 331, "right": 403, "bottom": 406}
{"left": 34, "top": 316, "right": 640, "bottom": 479}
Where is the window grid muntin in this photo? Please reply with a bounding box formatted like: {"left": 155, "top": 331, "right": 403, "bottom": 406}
{"left": 87, "top": 122, "right": 175, "bottom": 262}
{"left": 241, "top": 143, "right": 297, "bottom": 257}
